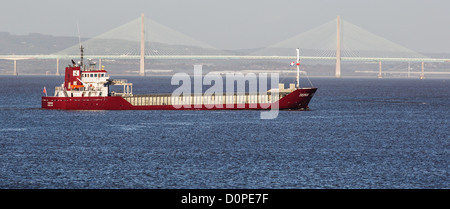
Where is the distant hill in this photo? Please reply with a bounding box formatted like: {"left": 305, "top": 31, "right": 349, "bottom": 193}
{"left": 0, "top": 32, "right": 84, "bottom": 55}
{"left": 0, "top": 31, "right": 449, "bottom": 58}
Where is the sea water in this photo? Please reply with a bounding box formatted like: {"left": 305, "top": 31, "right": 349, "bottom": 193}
{"left": 0, "top": 76, "right": 448, "bottom": 188}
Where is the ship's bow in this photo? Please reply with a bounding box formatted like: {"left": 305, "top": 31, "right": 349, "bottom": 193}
{"left": 278, "top": 87, "right": 317, "bottom": 110}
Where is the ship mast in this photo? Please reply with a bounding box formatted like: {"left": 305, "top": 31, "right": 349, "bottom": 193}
{"left": 80, "top": 45, "right": 84, "bottom": 69}
{"left": 296, "top": 48, "right": 300, "bottom": 88}
{"left": 77, "top": 23, "right": 84, "bottom": 69}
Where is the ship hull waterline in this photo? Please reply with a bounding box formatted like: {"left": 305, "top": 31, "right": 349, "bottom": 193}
{"left": 42, "top": 88, "right": 317, "bottom": 111}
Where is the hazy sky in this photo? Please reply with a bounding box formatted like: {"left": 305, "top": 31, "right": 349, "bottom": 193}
{"left": 1, "top": 0, "right": 449, "bottom": 53}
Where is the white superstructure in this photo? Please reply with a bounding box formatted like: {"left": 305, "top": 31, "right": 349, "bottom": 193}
{"left": 54, "top": 59, "right": 132, "bottom": 97}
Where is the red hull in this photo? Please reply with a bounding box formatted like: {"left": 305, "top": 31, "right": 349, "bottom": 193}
{"left": 42, "top": 88, "right": 317, "bottom": 110}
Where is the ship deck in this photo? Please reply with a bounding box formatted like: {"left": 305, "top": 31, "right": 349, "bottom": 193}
{"left": 121, "top": 91, "right": 290, "bottom": 106}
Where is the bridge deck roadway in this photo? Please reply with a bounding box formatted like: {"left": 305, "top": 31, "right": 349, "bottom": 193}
{"left": 0, "top": 55, "right": 449, "bottom": 62}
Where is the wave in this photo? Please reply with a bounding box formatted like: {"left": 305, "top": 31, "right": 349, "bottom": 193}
{"left": 0, "top": 128, "right": 27, "bottom": 132}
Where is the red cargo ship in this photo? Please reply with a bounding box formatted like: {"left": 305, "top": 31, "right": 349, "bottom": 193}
{"left": 42, "top": 48, "right": 317, "bottom": 110}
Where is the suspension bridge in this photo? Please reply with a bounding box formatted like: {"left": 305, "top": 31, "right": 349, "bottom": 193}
{"left": 1, "top": 14, "right": 449, "bottom": 77}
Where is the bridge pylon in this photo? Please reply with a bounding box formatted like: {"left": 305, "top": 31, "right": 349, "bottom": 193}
{"left": 335, "top": 15, "right": 341, "bottom": 78}
{"left": 420, "top": 62, "right": 425, "bottom": 79}
{"left": 56, "top": 58, "right": 60, "bottom": 76}
{"left": 13, "top": 60, "right": 18, "bottom": 76}
{"left": 139, "top": 13, "right": 145, "bottom": 76}
{"left": 378, "top": 61, "right": 383, "bottom": 78}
